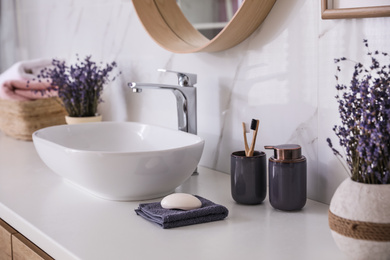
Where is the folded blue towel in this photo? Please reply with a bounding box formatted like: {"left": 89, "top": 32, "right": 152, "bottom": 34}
{"left": 135, "top": 195, "right": 229, "bottom": 229}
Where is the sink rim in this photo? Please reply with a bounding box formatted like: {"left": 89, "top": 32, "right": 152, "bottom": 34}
{"left": 32, "top": 121, "right": 205, "bottom": 155}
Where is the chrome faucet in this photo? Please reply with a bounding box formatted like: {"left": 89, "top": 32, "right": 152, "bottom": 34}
{"left": 128, "top": 69, "right": 197, "bottom": 135}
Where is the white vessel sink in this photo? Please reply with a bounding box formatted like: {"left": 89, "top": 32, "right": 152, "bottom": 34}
{"left": 32, "top": 122, "right": 204, "bottom": 201}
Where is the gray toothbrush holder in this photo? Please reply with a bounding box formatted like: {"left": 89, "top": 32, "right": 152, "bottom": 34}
{"left": 230, "top": 151, "right": 267, "bottom": 205}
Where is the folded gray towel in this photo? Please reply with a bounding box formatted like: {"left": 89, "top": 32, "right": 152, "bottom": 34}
{"left": 135, "top": 195, "right": 229, "bottom": 229}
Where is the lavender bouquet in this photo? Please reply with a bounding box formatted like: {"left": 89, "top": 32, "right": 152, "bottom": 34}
{"left": 34, "top": 55, "right": 118, "bottom": 117}
{"left": 327, "top": 40, "right": 390, "bottom": 184}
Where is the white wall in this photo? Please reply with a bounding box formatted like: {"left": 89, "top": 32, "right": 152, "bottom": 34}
{"left": 4, "top": 0, "right": 390, "bottom": 203}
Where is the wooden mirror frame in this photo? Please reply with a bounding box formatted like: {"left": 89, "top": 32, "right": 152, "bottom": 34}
{"left": 132, "top": 0, "right": 277, "bottom": 53}
{"left": 321, "top": 0, "right": 390, "bottom": 19}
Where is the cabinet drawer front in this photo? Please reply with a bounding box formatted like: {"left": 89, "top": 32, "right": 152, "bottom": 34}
{"left": 12, "top": 234, "right": 53, "bottom": 260}
{"left": 0, "top": 219, "right": 17, "bottom": 260}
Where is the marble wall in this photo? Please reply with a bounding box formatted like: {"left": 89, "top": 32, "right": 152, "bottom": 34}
{"left": 3, "top": 0, "right": 390, "bottom": 203}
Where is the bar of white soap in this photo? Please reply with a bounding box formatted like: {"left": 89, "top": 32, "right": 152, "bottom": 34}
{"left": 161, "top": 193, "right": 202, "bottom": 210}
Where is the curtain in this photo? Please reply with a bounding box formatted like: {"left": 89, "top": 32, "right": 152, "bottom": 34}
{"left": 0, "top": 0, "right": 19, "bottom": 73}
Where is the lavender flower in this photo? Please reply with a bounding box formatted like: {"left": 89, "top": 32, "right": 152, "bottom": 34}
{"left": 328, "top": 39, "right": 390, "bottom": 184}
{"left": 35, "top": 55, "right": 119, "bottom": 117}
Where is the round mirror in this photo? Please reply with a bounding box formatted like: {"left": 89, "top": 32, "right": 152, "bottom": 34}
{"left": 132, "top": 0, "right": 276, "bottom": 53}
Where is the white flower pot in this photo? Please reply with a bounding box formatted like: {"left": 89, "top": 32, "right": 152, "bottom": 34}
{"left": 329, "top": 178, "right": 390, "bottom": 260}
{"left": 65, "top": 115, "right": 102, "bottom": 124}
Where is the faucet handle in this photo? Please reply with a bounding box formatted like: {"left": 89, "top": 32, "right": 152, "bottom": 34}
{"left": 158, "top": 69, "right": 197, "bottom": 87}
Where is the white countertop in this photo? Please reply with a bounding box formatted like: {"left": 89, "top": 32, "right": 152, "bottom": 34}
{"left": 0, "top": 132, "right": 346, "bottom": 260}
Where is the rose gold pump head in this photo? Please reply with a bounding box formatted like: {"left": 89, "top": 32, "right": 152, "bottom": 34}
{"left": 264, "top": 144, "right": 302, "bottom": 161}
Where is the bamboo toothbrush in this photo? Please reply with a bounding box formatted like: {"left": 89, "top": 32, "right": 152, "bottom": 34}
{"left": 248, "top": 119, "right": 260, "bottom": 157}
{"left": 242, "top": 122, "right": 250, "bottom": 156}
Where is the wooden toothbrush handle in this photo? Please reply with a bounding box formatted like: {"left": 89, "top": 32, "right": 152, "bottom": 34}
{"left": 242, "top": 123, "right": 250, "bottom": 156}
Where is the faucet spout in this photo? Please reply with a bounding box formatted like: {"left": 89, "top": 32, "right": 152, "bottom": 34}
{"left": 130, "top": 83, "right": 143, "bottom": 93}
{"left": 128, "top": 82, "right": 197, "bottom": 135}
{"left": 130, "top": 82, "right": 182, "bottom": 92}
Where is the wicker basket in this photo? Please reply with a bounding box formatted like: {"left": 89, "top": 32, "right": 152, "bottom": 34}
{"left": 0, "top": 97, "right": 67, "bottom": 141}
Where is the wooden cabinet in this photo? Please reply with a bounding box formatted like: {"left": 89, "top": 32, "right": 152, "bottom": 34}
{"left": 0, "top": 219, "right": 17, "bottom": 260}
{"left": 0, "top": 219, "right": 53, "bottom": 260}
{"left": 12, "top": 233, "right": 53, "bottom": 260}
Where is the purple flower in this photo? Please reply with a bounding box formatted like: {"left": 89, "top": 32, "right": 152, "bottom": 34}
{"left": 35, "top": 55, "right": 120, "bottom": 117}
{"left": 328, "top": 39, "right": 390, "bottom": 184}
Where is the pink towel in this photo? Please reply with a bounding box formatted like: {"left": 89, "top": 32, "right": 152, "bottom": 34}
{"left": 1, "top": 79, "right": 57, "bottom": 101}
{"left": 0, "top": 59, "right": 58, "bottom": 101}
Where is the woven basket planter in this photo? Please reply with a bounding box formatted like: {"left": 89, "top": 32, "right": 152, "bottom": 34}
{"left": 329, "top": 178, "right": 390, "bottom": 260}
{"left": 0, "top": 97, "right": 67, "bottom": 141}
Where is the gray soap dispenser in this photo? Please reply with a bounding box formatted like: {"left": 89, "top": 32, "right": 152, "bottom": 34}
{"left": 265, "top": 144, "right": 306, "bottom": 211}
